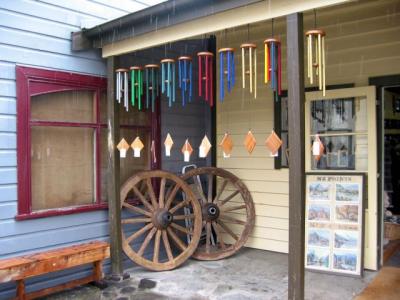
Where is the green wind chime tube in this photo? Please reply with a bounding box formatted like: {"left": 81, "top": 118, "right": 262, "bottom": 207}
{"left": 130, "top": 66, "right": 143, "bottom": 110}
{"left": 160, "top": 58, "right": 176, "bottom": 107}
{"left": 144, "top": 64, "right": 159, "bottom": 112}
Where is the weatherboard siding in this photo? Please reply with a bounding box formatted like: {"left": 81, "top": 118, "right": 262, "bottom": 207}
{"left": 0, "top": 1, "right": 164, "bottom": 298}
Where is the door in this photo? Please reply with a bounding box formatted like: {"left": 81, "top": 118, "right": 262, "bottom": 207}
{"left": 305, "top": 86, "right": 377, "bottom": 270}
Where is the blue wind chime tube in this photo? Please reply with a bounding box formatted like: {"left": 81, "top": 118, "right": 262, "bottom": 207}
{"left": 178, "top": 56, "right": 192, "bottom": 107}
{"left": 160, "top": 58, "right": 175, "bottom": 108}
{"left": 218, "top": 48, "right": 235, "bottom": 102}
{"left": 264, "top": 38, "right": 282, "bottom": 100}
{"left": 144, "top": 64, "right": 159, "bottom": 112}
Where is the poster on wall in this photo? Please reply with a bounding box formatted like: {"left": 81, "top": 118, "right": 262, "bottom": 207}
{"left": 305, "top": 173, "right": 365, "bottom": 277}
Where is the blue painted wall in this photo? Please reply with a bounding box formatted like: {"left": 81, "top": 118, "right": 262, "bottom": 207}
{"left": 0, "top": 1, "right": 165, "bottom": 298}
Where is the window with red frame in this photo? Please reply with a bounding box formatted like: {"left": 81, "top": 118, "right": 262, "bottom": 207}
{"left": 16, "top": 66, "right": 159, "bottom": 220}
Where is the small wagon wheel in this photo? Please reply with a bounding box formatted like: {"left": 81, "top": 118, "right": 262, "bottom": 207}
{"left": 120, "top": 170, "right": 202, "bottom": 271}
{"left": 181, "top": 167, "right": 255, "bottom": 260}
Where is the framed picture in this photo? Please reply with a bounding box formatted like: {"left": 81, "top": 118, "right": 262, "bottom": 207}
{"left": 305, "top": 173, "right": 365, "bottom": 277}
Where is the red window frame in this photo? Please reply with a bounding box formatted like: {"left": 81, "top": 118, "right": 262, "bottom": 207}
{"left": 16, "top": 66, "right": 160, "bottom": 220}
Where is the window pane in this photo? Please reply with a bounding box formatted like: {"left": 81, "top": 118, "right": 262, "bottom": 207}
{"left": 100, "top": 92, "right": 151, "bottom": 126}
{"left": 100, "top": 128, "right": 151, "bottom": 201}
{"left": 31, "top": 126, "right": 96, "bottom": 211}
{"left": 31, "top": 90, "right": 96, "bottom": 123}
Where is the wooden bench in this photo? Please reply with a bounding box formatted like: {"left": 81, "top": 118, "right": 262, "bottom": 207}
{"left": 0, "top": 241, "right": 110, "bottom": 300}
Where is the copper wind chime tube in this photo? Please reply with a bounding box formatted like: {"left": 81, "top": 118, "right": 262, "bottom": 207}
{"left": 197, "top": 51, "right": 214, "bottom": 107}
{"left": 306, "top": 29, "right": 326, "bottom": 96}
{"left": 240, "top": 43, "right": 257, "bottom": 99}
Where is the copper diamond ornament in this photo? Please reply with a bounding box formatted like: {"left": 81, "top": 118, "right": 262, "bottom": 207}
{"left": 312, "top": 135, "right": 325, "bottom": 161}
{"left": 265, "top": 130, "right": 282, "bottom": 156}
{"left": 244, "top": 130, "right": 257, "bottom": 154}
{"left": 181, "top": 139, "right": 193, "bottom": 162}
{"left": 164, "top": 133, "right": 174, "bottom": 157}
{"left": 219, "top": 133, "right": 233, "bottom": 158}
{"left": 199, "top": 135, "right": 212, "bottom": 158}
{"left": 131, "top": 137, "right": 144, "bottom": 158}
{"left": 117, "top": 138, "right": 130, "bottom": 158}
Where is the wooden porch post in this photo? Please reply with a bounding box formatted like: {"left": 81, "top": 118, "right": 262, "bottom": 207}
{"left": 107, "top": 56, "right": 123, "bottom": 276}
{"left": 286, "top": 13, "right": 306, "bottom": 300}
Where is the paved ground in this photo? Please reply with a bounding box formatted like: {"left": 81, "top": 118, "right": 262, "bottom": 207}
{"left": 44, "top": 248, "right": 377, "bottom": 300}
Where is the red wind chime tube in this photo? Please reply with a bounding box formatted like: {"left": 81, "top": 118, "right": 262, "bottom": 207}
{"left": 267, "top": 44, "right": 271, "bottom": 81}
{"left": 198, "top": 55, "right": 202, "bottom": 97}
{"left": 205, "top": 56, "right": 209, "bottom": 101}
{"left": 209, "top": 56, "right": 214, "bottom": 107}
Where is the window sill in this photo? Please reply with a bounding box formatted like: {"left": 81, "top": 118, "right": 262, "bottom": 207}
{"left": 15, "top": 198, "right": 142, "bottom": 221}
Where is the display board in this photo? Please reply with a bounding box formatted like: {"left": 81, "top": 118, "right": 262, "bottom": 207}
{"left": 305, "top": 173, "right": 365, "bottom": 276}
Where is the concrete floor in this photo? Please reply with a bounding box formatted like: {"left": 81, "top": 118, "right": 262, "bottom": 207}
{"left": 44, "top": 248, "right": 377, "bottom": 300}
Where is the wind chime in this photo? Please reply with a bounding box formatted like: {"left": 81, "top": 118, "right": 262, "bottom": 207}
{"left": 240, "top": 43, "right": 257, "bottom": 99}
{"left": 144, "top": 64, "right": 159, "bottom": 112}
{"left": 306, "top": 11, "right": 326, "bottom": 96}
{"left": 115, "top": 68, "right": 129, "bottom": 111}
{"left": 130, "top": 66, "right": 143, "bottom": 110}
{"left": 197, "top": 51, "right": 214, "bottom": 107}
{"left": 178, "top": 56, "right": 193, "bottom": 106}
{"left": 218, "top": 47, "right": 235, "bottom": 102}
{"left": 160, "top": 58, "right": 176, "bottom": 107}
{"left": 264, "top": 38, "right": 282, "bottom": 98}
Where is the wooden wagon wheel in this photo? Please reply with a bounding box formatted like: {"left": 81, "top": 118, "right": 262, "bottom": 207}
{"left": 181, "top": 167, "right": 255, "bottom": 260}
{"left": 120, "top": 170, "right": 202, "bottom": 271}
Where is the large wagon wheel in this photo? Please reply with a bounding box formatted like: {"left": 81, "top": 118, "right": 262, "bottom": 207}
{"left": 181, "top": 167, "right": 255, "bottom": 260}
{"left": 120, "top": 170, "right": 202, "bottom": 271}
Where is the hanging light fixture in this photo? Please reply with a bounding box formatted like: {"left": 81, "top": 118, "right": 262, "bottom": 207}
{"left": 160, "top": 58, "right": 176, "bottom": 107}
{"left": 115, "top": 68, "right": 129, "bottom": 111}
{"left": 178, "top": 56, "right": 193, "bottom": 106}
{"left": 218, "top": 48, "right": 235, "bottom": 102}
{"left": 197, "top": 51, "right": 214, "bottom": 107}
{"left": 240, "top": 43, "right": 257, "bottom": 99}
{"left": 144, "top": 64, "right": 159, "bottom": 112}
{"left": 306, "top": 10, "right": 326, "bottom": 96}
{"left": 130, "top": 66, "right": 143, "bottom": 110}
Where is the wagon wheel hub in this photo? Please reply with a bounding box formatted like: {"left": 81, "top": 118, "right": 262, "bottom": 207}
{"left": 202, "top": 203, "right": 220, "bottom": 222}
{"left": 153, "top": 209, "right": 174, "bottom": 229}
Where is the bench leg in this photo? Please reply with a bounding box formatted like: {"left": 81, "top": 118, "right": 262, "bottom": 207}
{"left": 90, "top": 260, "right": 108, "bottom": 290}
{"left": 17, "top": 279, "right": 26, "bottom": 300}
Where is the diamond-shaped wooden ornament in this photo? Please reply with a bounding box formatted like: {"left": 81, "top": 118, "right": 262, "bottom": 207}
{"left": 117, "top": 138, "right": 130, "bottom": 158}
{"left": 244, "top": 130, "right": 257, "bottom": 154}
{"left": 131, "top": 137, "right": 144, "bottom": 158}
{"left": 265, "top": 130, "right": 282, "bottom": 156}
{"left": 219, "top": 133, "right": 233, "bottom": 158}
{"left": 199, "top": 135, "right": 212, "bottom": 158}
{"left": 312, "top": 135, "right": 325, "bottom": 161}
{"left": 181, "top": 139, "right": 193, "bottom": 162}
{"left": 164, "top": 133, "right": 174, "bottom": 157}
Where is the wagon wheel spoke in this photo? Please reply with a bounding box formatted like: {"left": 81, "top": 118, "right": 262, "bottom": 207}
{"left": 217, "top": 220, "right": 239, "bottom": 241}
{"left": 146, "top": 178, "right": 158, "bottom": 209}
{"left": 170, "top": 222, "right": 193, "bottom": 235}
{"left": 165, "top": 184, "right": 180, "bottom": 209}
{"left": 167, "top": 227, "right": 187, "bottom": 252}
{"left": 173, "top": 214, "right": 195, "bottom": 220}
{"left": 219, "top": 214, "right": 246, "bottom": 226}
{"left": 219, "top": 190, "right": 240, "bottom": 206}
{"left": 126, "top": 223, "right": 153, "bottom": 244}
{"left": 205, "top": 222, "right": 212, "bottom": 253}
{"left": 212, "top": 222, "right": 226, "bottom": 249}
{"left": 159, "top": 178, "right": 166, "bottom": 208}
{"left": 220, "top": 204, "right": 247, "bottom": 213}
{"left": 153, "top": 230, "right": 162, "bottom": 263}
{"left": 138, "top": 227, "right": 157, "bottom": 256}
{"left": 207, "top": 174, "right": 213, "bottom": 203}
{"left": 122, "top": 217, "right": 152, "bottom": 224}
{"left": 133, "top": 185, "right": 154, "bottom": 212}
{"left": 169, "top": 199, "right": 190, "bottom": 214}
{"left": 193, "top": 176, "right": 207, "bottom": 204}
{"left": 214, "top": 179, "right": 228, "bottom": 203}
{"left": 162, "top": 230, "right": 174, "bottom": 261}
{"left": 122, "top": 202, "right": 152, "bottom": 217}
